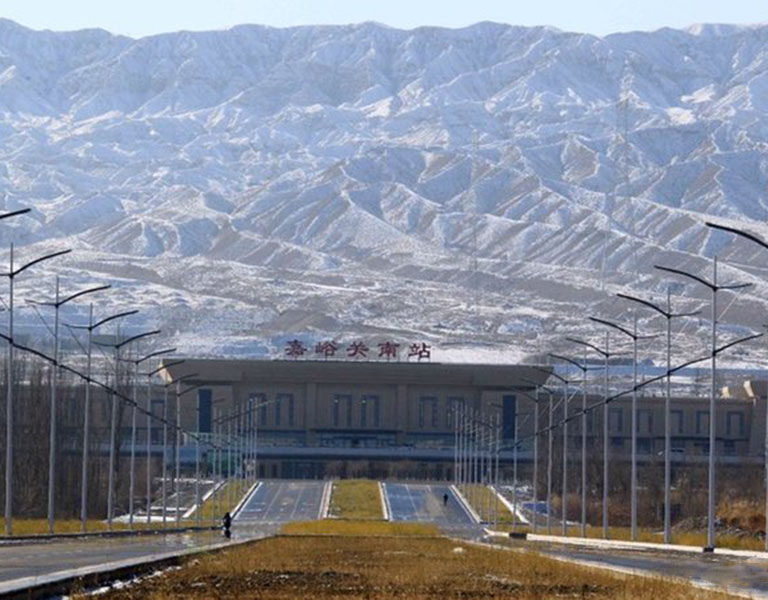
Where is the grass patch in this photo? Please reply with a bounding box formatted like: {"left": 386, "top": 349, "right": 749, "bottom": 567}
{"left": 329, "top": 479, "right": 383, "bottom": 520}
{"left": 281, "top": 519, "right": 438, "bottom": 537}
{"left": 195, "top": 479, "right": 252, "bottom": 521}
{"left": 83, "top": 531, "right": 737, "bottom": 599}
{"left": 0, "top": 519, "right": 162, "bottom": 536}
{"left": 461, "top": 484, "right": 518, "bottom": 524}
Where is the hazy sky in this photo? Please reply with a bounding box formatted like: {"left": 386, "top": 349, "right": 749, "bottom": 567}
{"left": 1, "top": 0, "right": 765, "bottom": 38}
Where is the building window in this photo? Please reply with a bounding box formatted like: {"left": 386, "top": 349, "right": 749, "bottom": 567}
{"left": 431, "top": 398, "right": 439, "bottom": 428}
{"left": 361, "top": 395, "right": 379, "bottom": 428}
{"left": 637, "top": 438, "right": 652, "bottom": 454}
{"left": 696, "top": 411, "right": 709, "bottom": 435}
{"left": 671, "top": 410, "right": 684, "bottom": 434}
{"left": 637, "top": 409, "right": 653, "bottom": 434}
{"left": 609, "top": 408, "right": 623, "bottom": 433}
{"left": 611, "top": 436, "right": 623, "bottom": 448}
{"left": 726, "top": 411, "right": 744, "bottom": 437}
{"left": 346, "top": 396, "right": 353, "bottom": 427}
{"left": 724, "top": 440, "right": 736, "bottom": 455}
{"left": 419, "top": 397, "right": 437, "bottom": 429}
{"left": 275, "top": 393, "right": 293, "bottom": 427}
{"left": 671, "top": 438, "right": 685, "bottom": 454}
{"left": 446, "top": 397, "right": 464, "bottom": 428}
{"left": 259, "top": 399, "right": 267, "bottom": 426}
{"left": 333, "top": 398, "right": 340, "bottom": 427}
{"left": 198, "top": 389, "right": 212, "bottom": 433}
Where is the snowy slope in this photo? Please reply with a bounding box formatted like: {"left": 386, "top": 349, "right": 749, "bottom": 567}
{"left": 1, "top": 19, "right": 768, "bottom": 367}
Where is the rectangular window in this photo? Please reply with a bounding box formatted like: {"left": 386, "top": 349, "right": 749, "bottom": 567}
{"left": 671, "top": 410, "right": 684, "bottom": 434}
{"left": 446, "top": 397, "right": 464, "bottom": 429}
{"left": 609, "top": 408, "right": 623, "bottom": 433}
{"left": 368, "top": 395, "right": 380, "bottom": 428}
{"left": 503, "top": 395, "right": 517, "bottom": 441}
{"left": 637, "top": 409, "right": 653, "bottom": 434}
{"left": 346, "top": 396, "right": 353, "bottom": 427}
{"left": 611, "top": 436, "right": 623, "bottom": 448}
{"left": 275, "top": 393, "right": 293, "bottom": 427}
{"left": 637, "top": 438, "right": 652, "bottom": 454}
{"left": 333, "top": 398, "right": 340, "bottom": 427}
{"left": 726, "top": 411, "right": 744, "bottom": 437}
{"left": 360, "top": 397, "right": 367, "bottom": 428}
{"left": 696, "top": 411, "right": 709, "bottom": 435}
{"left": 260, "top": 399, "right": 267, "bottom": 426}
{"left": 724, "top": 440, "right": 736, "bottom": 455}
{"left": 431, "top": 398, "right": 439, "bottom": 428}
{"left": 198, "top": 389, "right": 212, "bottom": 433}
{"left": 671, "top": 438, "right": 685, "bottom": 454}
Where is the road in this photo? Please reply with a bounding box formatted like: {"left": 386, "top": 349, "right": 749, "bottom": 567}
{"left": 383, "top": 482, "right": 479, "bottom": 535}
{"left": 514, "top": 539, "right": 768, "bottom": 598}
{"left": 0, "top": 530, "right": 234, "bottom": 588}
{"left": 234, "top": 480, "right": 329, "bottom": 523}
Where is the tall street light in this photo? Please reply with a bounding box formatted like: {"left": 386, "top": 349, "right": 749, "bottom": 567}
{"left": 617, "top": 291, "right": 700, "bottom": 543}
{"left": 127, "top": 347, "right": 177, "bottom": 526}
{"left": 146, "top": 359, "right": 185, "bottom": 528}
{"left": 706, "top": 220, "right": 768, "bottom": 551}
{"left": 589, "top": 314, "right": 653, "bottom": 541}
{"left": 550, "top": 352, "right": 592, "bottom": 537}
{"left": 67, "top": 308, "right": 137, "bottom": 532}
{"left": 655, "top": 259, "right": 752, "bottom": 550}
{"left": 29, "top": 280, "right": 110, "bottom": 534}
{"left": 567, "top": 335, "right": 622, "bottom": 539}
{"left": 3, "top": 245, "right": 71, "bottom": 536}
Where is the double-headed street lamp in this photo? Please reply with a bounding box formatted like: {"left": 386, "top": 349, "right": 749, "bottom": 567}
{"left": 655, "top": 259, "right": 752, "bottom": 550}
{"left": 617, "top": 292, "right": 700, "bottom": 544}
{"left": 706, "top": 220, "right": 768, "bottom": 551}
{"left": 589, "top": 313, "right": 655, "bottom": 541}
{"left": 28, "top": 280, "right": 110, "bottom": 534}
{"left": 3, "top": 245, "right": 71, "bottom": 536}
{"left": 68, "top": 308, "right": 138, "bottom": 532}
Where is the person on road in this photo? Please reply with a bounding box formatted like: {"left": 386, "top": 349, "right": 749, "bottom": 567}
{"left": 443, "top": 493, "right": 449, "bottom": 507}
{"left": 223, "top": 511, "right": 232, "bottom": 538}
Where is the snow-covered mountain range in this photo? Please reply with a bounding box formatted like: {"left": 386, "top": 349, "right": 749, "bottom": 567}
{"left": 2, "top": 18, "right": 768, "bottom": 369}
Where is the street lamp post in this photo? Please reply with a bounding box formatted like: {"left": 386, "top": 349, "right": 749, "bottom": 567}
{"left": 589, "top": 314, "right": 651, "bottom": 541}
{"left": 567, "top": 335, "right": 618, "bottom": 540}
{"left": 617, "top": 292, "right": 700, "bottom": 543}
{"left": 68, "top": 308, "right": 138, "bottom": 533}
{"left": 29, "top": 280, "right": 109, "bottom": 534}
{"left": 706, "top": 221, "right": 768, "bottom": 551}
{"left": 656, "top": 257, "right": 753, "bottom": 549}
{"left": 550, "top": 353, "right": 592, "bottom": 537}
{"left": 3, "top": 245, "right": 70, "bottom": 535}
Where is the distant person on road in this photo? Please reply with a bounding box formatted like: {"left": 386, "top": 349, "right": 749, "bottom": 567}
{"left": 223, "top": 511, "right": 232, "bottom": 538}
{"left": 443, "top": 493, "right": 449, "bottom": 507}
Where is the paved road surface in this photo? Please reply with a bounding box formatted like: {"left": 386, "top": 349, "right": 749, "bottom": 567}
{"left": 0, "top": 530, "right": 241, "bottom": 587}
{"left": 384, "top": 482, "right": 479, "bottom": 536}
{"left": 499, "top": 539, "right": 768, "bottom": 598}
{"left": 235, "top": 480, "right": 328, "bottom": 523}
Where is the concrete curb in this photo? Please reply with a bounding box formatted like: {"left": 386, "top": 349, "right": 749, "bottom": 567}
{"left": 379, "top": 482, "right": 391, "bottom": 521}
{"left": 231, "top": 481, "right": 261, "bottom": 519}
{"left": 449, "top": 484, "right": 481, "bottom": 524}
{"left": 182, "top": 479, "right": 226, "bottom": 519}
{"left": 490, "top": 485, "right": 530, "bottom": 525}
{"left": 0, "top": 525, "right": 217, "bottom": 547}
{"left": 524, "top": 532, "right": 768, "bottom": 560}
{"left": 318, "top": 480, "right": 333, "bottom": 519}
{"left": 0, "top": 534, "right": 268, "bottom": 599}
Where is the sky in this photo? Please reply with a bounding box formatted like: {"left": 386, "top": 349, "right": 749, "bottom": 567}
{"left": 0, "top": 0, "right": 765, "bottom": 38}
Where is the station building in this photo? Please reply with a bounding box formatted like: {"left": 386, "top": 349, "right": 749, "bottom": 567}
{"left": 159, "top": 358, "right": 767, "bottom": 479}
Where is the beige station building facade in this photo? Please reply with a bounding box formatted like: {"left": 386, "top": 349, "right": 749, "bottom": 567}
{"left": 159, "top": 358, "right": 766, "bottom": 479}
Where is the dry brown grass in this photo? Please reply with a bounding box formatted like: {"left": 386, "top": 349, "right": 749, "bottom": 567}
{"left": 84, "top": 531, "right": 738, "bottom": 599}
{"left": 194, "top": 479, "right": 252, "bottom": 521}
{"left": 461, "top": 484, "right": 517, "bottom": 524}
{"left": 281, "top": 519, "right": 438, "bottom": 537}
{"left": 0, "top": 518, "right": 163, "bottom": 536}
{"left": 329, "top": 479, "right": 384, "bottom": 520}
